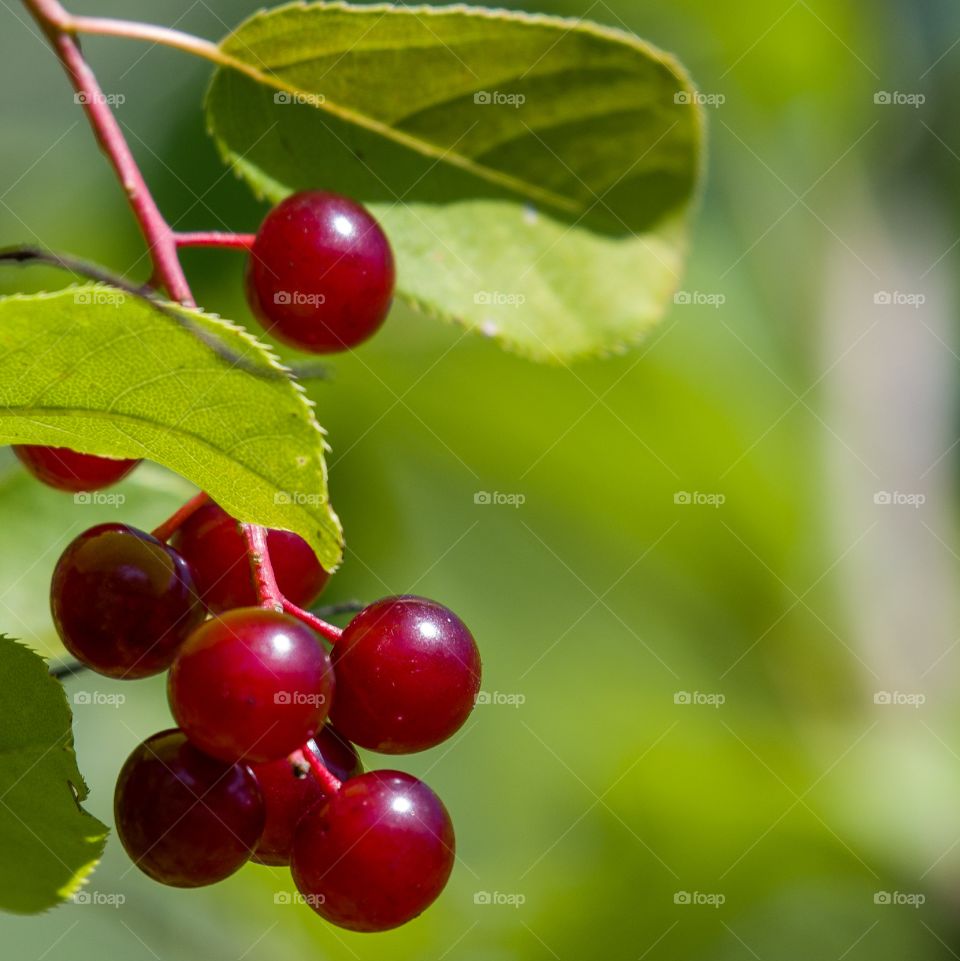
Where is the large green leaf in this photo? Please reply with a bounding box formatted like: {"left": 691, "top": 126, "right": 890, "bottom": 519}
{"left": 0, "top": 635, "right": 107, "bottom": 913}
{"left": 205, "top": 1, "right": 703, "bottom": 362}
{"left": 0, "top": 286, "right": 341, "bottom": 568}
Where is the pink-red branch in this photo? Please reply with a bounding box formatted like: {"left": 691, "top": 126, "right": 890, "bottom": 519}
{"left": 152, "top": 492, "right": 211, "bottom": 542}
{"left": 23, "top": 0, "right": 194, "bottom": 305}
{"left": 302, "top": 743, "right": 342, "bottom": 795}
{"left": 175, "top": 232, "right": 257, "bottom": 251}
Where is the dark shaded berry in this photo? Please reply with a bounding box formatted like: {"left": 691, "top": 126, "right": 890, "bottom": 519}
{"left": 50, "top": 524, "right": 205, "bottom": 678}
{"left": 114, "top": 729, "right": 264, "bottom": 887}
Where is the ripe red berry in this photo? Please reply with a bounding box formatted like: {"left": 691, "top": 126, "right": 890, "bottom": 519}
{"left": 291, "top": 770, "right": 455, "bottom": 931}
{"left": 251, "top": 727, "right": 362, "bottom": 866}
{"left": 245, "top": 190, "right": 395, "bottom": 353}
{"left": 168, "top": 608, "right": 335, "bottom": 764}
{"left": 330, "top": 596, "right": 481, "bottom": 753}
{"left": 114, "top": 729, "right": 264, "bottom": 887}
{"left": 14, "top": 444, "right": 139, "bottom": 492}
{"left": 171, "top": 501, "right": 328, "bottom": 613}
{"left": 50, "top": 524, "right": 205, "bottom": 678}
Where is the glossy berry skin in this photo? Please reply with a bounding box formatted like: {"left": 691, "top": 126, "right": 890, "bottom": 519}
{"left": 245, "top": 191, "right": 395, "bottom": 353}
{"left": 251, "top": 727, "right": 362, "bottom": 866}
{"left": 114, "top": 729, "right": 264, "bottom": 888}
{"left": 331, "top": 596, "right": 481, "bottom": 753}
{"left": 168, "top": 608, "right": 335, "bottom": 764}
{"left": 50, "top": 524, "right": 205, "bottom": 678}
{"left": 291, "top": 770, "right": 455, "bottom": 932}
{"left": 13, "top": 444, "right": 139, "bottom": 492}
{"left": 171, "top": 501, "right": 328, "bottom": 613}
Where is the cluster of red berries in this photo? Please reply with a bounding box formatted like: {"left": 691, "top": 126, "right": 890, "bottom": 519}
{"left": 11, "top": 192, "right": 480, "bottom": 933}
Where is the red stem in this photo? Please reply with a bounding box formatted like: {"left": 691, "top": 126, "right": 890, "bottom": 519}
{"left": 241, "top": 523, "right": 284, "bottom": 611}
{"left": 281, "top": 599, "right": 343, "bottom": 644}
{"left": 151, "top": 491, "right": 211, "bottom": 542}
{"left": 302, "top": 743, "right": 342, "bottom": 795}
{"left": 23, "top": 0, "right": 194, "bottom": 305}
{"left": 175, "top": 232, "right": 257, "bottom": 251}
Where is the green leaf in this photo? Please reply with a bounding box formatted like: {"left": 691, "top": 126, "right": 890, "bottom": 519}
{"left": 205, "top": 1, "right": 703, "bottom": 362}
{"left": 0, "top": 635, "right": 107, "bottom": 913}
{"left": 0, "top": 286, "right": 341, "bottom": 569}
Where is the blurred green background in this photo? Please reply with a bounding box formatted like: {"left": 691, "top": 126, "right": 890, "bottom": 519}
{"left": 2, "top": 0, "right": 960, "bottom": 957}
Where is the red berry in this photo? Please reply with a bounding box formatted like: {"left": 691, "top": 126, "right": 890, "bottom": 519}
{"left": 331, "top": 596, "right": 481, "bottom": 753}
{"left": 114, "top": 729, "right": 264, "bottom": 887}
{"left": 291, "top": 770, "right": 455, "bottom": 931}
{"left": 245, "top": 191, "right": 395, "bottom": 353}
{"left": 171, "top": 501, "right": 328, "bottom": 613}
{"left": 251, "top": 727, "right": 362, "bottom": 866}
{"left": 168, "top": 608, "right": 334, "bottom": 763}
{"left": 50, "top": 524, "right": 205, "bottom": 678}
{"left": 14, "top": 444, "right": 139, "bottom": 492}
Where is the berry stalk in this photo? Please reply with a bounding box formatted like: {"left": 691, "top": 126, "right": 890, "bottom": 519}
{"left": 301, "top": 743, "right": 342, "bottom": 796}
{"left": 175, "top": 232, "right": 257, "bottom": 251}
{"left": 151, "top": 491, "right": 211, "bottom": 542}
{"left": 22, "top": 0, "right": 194, "bottom": 305}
